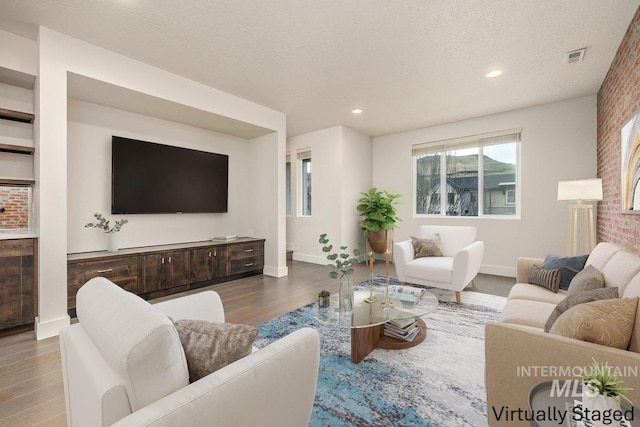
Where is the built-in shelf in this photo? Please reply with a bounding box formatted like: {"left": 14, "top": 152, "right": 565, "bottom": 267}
{"left": 0, "top": 143, "right": 34, "bottom": 155}
{"left": 620, "top": 210, "right": 640, "bottom": 215}
{"left": 0, "top": 108, "right": 34, "bottom": 124}
{"left": 0, "top": 179, "right": 35, "bottom": 187}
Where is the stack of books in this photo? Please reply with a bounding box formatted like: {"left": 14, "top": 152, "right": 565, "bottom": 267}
{"left": 383, "top": 317, "right": 420, "bottom": 342}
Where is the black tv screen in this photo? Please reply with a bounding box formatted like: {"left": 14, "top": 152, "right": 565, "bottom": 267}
{"left": 111, "top": 136, "right": 228, "bottom": 214}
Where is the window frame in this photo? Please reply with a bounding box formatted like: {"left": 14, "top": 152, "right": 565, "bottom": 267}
{"left": 297, "top": 150, "right": 312, "bottom": 217}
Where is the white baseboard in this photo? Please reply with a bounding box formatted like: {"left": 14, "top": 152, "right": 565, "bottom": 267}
{"left": 479, "top": 264, "right": 516, "bottom": 278}
{"left": 292, "top": 253, "right": 326, "bottom": 265}
{"left": 35, "top": 314, "right": 71, "bottom": 340}
{"left": 263, "top": 265, "right": 288, "bottom": 277}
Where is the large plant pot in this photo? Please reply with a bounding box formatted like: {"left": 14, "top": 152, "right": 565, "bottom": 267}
{"left": 581, "top": 385, "right": 620, "bottom": 427}
{"left": 367, "top": 230, "right": 389, "bottom": 254}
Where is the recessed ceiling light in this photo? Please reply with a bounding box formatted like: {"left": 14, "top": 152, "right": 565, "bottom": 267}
{"left": 352, "top": 108, "right": 363, "bottom": 114}
{"left": 486, "top": 70, "right": 503, "bottom": 78}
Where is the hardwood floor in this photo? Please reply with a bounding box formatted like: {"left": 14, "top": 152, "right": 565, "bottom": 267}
{"left": 0, "top": 260, "right": 514, "bottom": 426}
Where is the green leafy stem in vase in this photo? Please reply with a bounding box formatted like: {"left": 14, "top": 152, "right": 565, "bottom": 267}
{"left": 318, "top": 233, "right": 370, "bottom": 280}
{"left": 85, "top": 213, "right": 129, "bottom": 234}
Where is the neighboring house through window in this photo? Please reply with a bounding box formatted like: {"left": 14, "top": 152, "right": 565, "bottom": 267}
{"left": 298, "top": 150, "right": 312, "bottom": 216}
{"left": 413, "top": 129, "right": 520, "bottom": 218}
{"left": 285, "top": 155, "right": 291, "bottom": 215}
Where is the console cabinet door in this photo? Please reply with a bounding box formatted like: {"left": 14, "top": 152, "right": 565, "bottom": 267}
{"left": 140, "top": 253, "right": 166, "bottom": 293}
{"left": 0, "top": 239, "right": 35, "bottom": 329}
{"left": 191, "top": 247, "right": 223, "bottom": 282}
{"left": 165, "top": 249, "right": 191, "bottom": 288}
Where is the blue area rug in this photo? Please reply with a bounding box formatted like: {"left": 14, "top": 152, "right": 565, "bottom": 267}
{"left": 255, "top": 276, "right": 506, "bottom": 427}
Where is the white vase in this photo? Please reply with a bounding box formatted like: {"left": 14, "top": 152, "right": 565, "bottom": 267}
{"left": 107, "top": 233, "right": 118, "bottom": 252}
{"left": 581, "top": 386, "right": 620, "bottom": 427}
{"left": 339, "top": 278, "right": 354, "bottom": 314}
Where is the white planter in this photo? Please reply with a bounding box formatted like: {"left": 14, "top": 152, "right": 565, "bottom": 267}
{"left": 581, "top": 386, "right": 620, "bottom": 427}
{"left": 107, "top": 233, "right": 118, "bottom": 252}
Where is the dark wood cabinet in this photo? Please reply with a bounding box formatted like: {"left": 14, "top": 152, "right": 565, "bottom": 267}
{"left": 0, "top": 239, "right": 36, "bottom": 331}
{"left": 67, "top": 238, "right": 264, "bottom": 315}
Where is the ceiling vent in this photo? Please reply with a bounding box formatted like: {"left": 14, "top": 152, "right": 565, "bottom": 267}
{"left": 566, "top": 48, "right": 586, "bottom": 64}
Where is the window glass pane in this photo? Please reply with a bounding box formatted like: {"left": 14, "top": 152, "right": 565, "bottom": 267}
{"left": 415, "top": 153, "right": 441, "bottom": 214}
{"left": 483, "top": 143, "right": 517, "bottom": 215}
{"left": 285, "top": 161, "right": 291, "bottom": 215}
{"left": 301, "top": 158, "right": 312, "bottom": 215}
{"left": 446, "top": 147, "right": 478, "bottom": 216}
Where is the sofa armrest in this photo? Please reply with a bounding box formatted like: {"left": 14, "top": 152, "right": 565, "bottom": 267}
{"left": 393, "top": 240, "right": 415, "bottom": 282}
{"left": 452, "top": 241, "right": 484, "bottom": 289}
{"left": 516, "top": 257, "right": 544, "bottom": 284}
{"left": 152, "top": 291, "right": 225, "bottom": 323}
{"left": 112, "top": 327, "right": 320, "bottom": 427}
{"left": 485, "top": 321, "right": 640, "bottom": 427}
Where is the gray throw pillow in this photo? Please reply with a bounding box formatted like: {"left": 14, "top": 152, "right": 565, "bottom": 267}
{"left": 411, "top": 234, "right": 442, "bottom": 258}
{"left": 567, "top": 265, "right": 605, "bottom": 296}
{"left": 544, "top": 287, "right": 619, "bottom": 332}
{"left": 528, "top": 265, "right": 561, "bottom": 293}
{"left": 542, "top": 254, "right": 589, "bottom": 290}
{"left": 173, "top": 319, "right": 258, "bottom": 383}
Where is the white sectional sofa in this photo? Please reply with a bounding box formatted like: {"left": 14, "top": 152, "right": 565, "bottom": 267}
{"left": 485, "top": 242, "right": 640, "bottom": 426}
{"left": 59, "top": 277, "right": 320, "bottom": 427}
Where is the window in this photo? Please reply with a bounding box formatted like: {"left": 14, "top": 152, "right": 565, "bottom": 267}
{"left": 285, "top": 156, "right": 291, "bottom": 215}
{"left": 298, "top": 150, "right": 312, "bottom": 216}
{"left": 413, "top": 130, "right": 520, "bottom": 217}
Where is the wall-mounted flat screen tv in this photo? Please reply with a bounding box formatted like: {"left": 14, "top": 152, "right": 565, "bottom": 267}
{"left": 112, "top": 136, "right": 229, "bottom": 214}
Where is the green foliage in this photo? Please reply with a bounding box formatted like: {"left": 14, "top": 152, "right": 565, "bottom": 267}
{"left": 356, "top": 187, "right": 401, "bottom": 232}
{"left": 318, "top": 290, "right": 331, "bottom": 298}
{"left": 582, "top": 359, "right": 632, "bottom": 402}
{"left": 318, "top": 233, "right": 370, "bottom": 280}
{"left": 85, "top": 213, "right": 128, "bottom": 234}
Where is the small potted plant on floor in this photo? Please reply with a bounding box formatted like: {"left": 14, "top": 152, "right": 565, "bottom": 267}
{"left": 318, "top": 290, "right": 331, "bottom": 308}
{"left": 581, "top": 359, "right": 632, "bottom": 427}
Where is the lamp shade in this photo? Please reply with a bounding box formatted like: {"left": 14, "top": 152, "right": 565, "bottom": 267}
{"left": 557, "top": 178, "right": 603, "bottom": 201}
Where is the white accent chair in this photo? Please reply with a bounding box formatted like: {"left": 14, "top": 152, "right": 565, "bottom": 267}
{"left": 393, "top": 225, "right": 485, "bottom": 304}
{"left": 59, "top": 277, "right": 320, "bottom": 427}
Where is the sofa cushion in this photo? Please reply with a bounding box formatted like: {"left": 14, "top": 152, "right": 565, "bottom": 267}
{"left": 621, "top": 272, "right": 640, "bottom": 353}
{"left": 76, "top": 277, "right": 189, "bottom": 411}
{"left": 567, "top": 265, "right": 605, "bottom": 296}
{"left": 405, "top": 257, "right": 453, "bottom": 284}
{"left": 528, "top": 266, "right": 561, "bottom": 293}
{"left": 173, "top": 320, "right": 258, "bottom": 383}
{"left": 544, "top": 287, "right": 619, "bottom": 332}
{"left": 411, "top": 234, "right": 442, "bottom": 258}
{"left": 506, "top": 283, "right": 567, "bottom": 305}
{"left": 542, "top": 254, "right": 588, "bottom": 290}
{"left": 586, "top": 242, "right": 622, "bottom": 271}
{"left": 600, "top": 251, "right": 640, "bottom": 294}
{"left": 500, "top": 299, "right": 558, "bottom": 329}
{"left": 549, "top": 297, "right": 638, "bottom": 350}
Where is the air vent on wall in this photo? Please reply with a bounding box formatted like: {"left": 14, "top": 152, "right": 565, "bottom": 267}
{"left": 566, "top": 48, "right": 586, "bottom": 64}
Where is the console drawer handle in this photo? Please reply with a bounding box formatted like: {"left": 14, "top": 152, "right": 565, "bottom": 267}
{"left": 97, "top": 269, "right": 113, "bottom": 273}
{"left": 245, "top": 263, "right": 254, "bottom": 267}
{"left": 245, "top": 248, "right": 254, "bottom": 253}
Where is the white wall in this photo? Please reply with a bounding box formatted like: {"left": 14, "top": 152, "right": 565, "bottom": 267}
{"left": 373, "top": 95, "right": 598, "bottom": 276}
{"left": 67, "top": 99, "right": 253, "bottom": 253}
{"left": 0, "top": 29, "right": 37, "bottom": 76}
{"left": 287, "top": 125, "right": 372, "bottom": 263}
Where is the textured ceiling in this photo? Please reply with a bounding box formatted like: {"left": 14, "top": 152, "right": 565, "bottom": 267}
{"left": 0, "top": 0, "right": 638, "bottom": 137}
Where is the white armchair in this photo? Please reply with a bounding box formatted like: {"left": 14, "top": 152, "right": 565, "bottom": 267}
{"left": 393, "top": 225, "right": 484, "bottom": 303}
{"left": 59, "top": 277, "right": 320, "bottom": 427}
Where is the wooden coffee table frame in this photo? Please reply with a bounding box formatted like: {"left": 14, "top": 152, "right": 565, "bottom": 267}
{"left": 350, "top": 318, "right": 427, "bottom": 363}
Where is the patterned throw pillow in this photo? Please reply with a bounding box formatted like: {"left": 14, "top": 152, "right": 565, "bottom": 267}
{"left": 566, "top": 265, "right": 605, "bottom": 296}
{"left": 549, "top": 297, "right": 638, "bottom": 350}
{"left": 528, "top": 265, "right": 561, "bottom": 293}
{"left": 544, "top": 286, "right": 618, "bottom": 332}
{"left": 411, "top": 234, "right": 442, "bottom": 258}
{"left": 173, "top": 319, "right": 258, "bottom": 383}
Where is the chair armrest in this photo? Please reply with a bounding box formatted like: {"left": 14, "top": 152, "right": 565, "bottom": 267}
{"left": 485, "top": 321, "right": 640, "bottom": 426}
{"left": 516, "top": 257, "right": 544, "bottom": 284}
{"left": 152, "top": 291, "right": 225, "bottom": 323}
{"left": 393, "top": 240, "right": 415, "bottom": 281}
{"left": 112, "top": 328, "right": 320, "bottom": 427}
{"left": 451, "top": 241, "right": 484, "bottom": 289}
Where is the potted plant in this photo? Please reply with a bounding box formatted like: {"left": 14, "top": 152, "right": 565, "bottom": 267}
{"left": 85, "top": 213, "right": 129, "bottom": 252}
{"left": 581, "top": 359, "right": 632, "bottom": 426}
{"left": 357, "top": 188, "right": 401, "bottom": 254}
{"left": 318, "top": 233, "right": 369, "bottom": 313}
{"left": 318, "top": 290, "right": 331, "bottom": 308}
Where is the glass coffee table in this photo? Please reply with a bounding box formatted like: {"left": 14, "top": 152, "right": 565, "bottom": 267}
{"left": 313, "top": 285, "right": 439, "bottom": 363}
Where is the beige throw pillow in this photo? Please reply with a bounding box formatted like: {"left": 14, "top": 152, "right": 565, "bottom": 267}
{"left": 173, "top": 319, "right": 258, "bottom": 383}
{"left": 566, "top": 265, "right": 605, "bottom": 296}
{"left": 411, "top": 234, "right": 442, "bottom": 258}
{"left": 549, "top": 297, "right": 638, "bottom": 350}
{"left": 544, "top": 287, "right": 618, "bottom": 332}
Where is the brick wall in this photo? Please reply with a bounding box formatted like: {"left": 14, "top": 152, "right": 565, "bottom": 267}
{"left": 597, "top": 7, "right": 640, "bottom": 253}
{"left": 0, "top": 187, "right": 29, "bottom": 229}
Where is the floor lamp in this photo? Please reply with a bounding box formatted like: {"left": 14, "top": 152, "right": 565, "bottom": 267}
{"left": 557, "top": 178, "right": 603, "bottom": 256}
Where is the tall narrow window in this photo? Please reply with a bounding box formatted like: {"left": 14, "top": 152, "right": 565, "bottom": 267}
{"left": 413, "top": 129, "right": 520, "bottom": 218}
{"left": 285, "top": 155, "right": 291, "bottom": 216}
{"left": 298, "top": 150, "right": 312, "bottom": 216}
